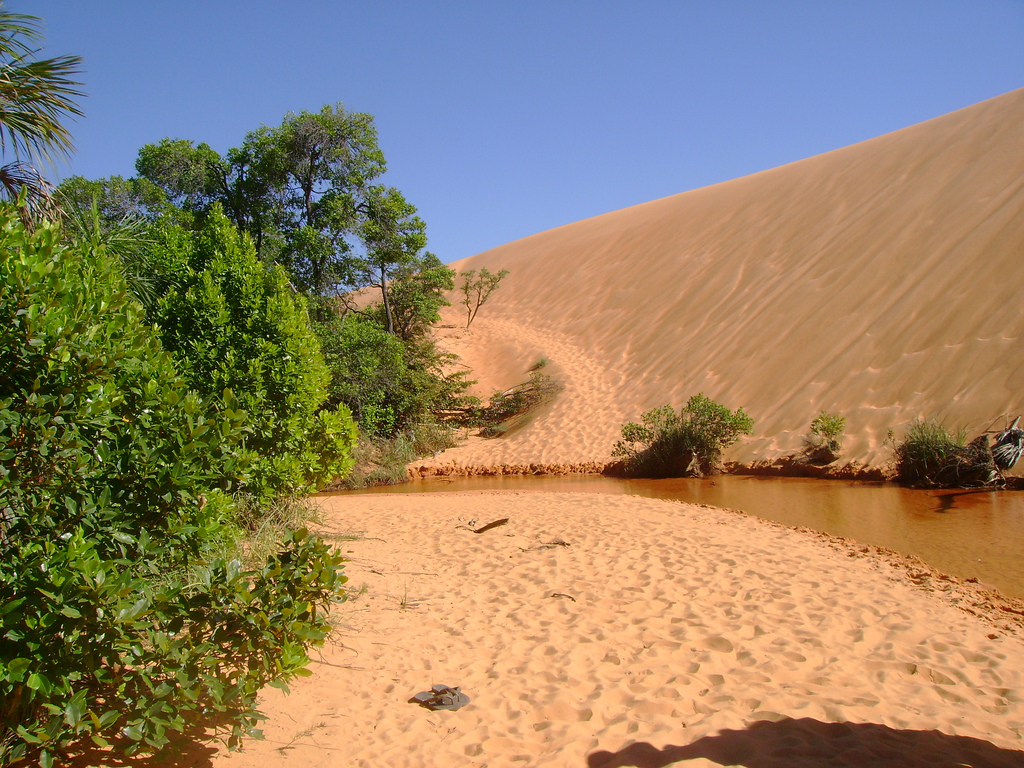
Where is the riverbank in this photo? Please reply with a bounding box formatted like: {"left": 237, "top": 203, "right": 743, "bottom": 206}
{"left": 407, "top": 455, "right": 891, "bottom": 481}
{"left": 204, "top": 491, "right": 1024, "bottom": 767}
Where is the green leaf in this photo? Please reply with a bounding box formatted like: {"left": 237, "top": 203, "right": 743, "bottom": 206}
{"left": 64, "top": 689, "right": 87, "bottom": 727}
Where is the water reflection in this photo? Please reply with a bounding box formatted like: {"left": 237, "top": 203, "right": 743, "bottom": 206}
{"left": 337, "top": 474, "right": 1024, "bottom": 599}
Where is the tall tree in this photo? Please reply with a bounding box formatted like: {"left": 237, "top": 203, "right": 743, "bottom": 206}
{"left": 0, "top": 7, "right": 83, "bottom": 213}
{"left": 348, "top": 184, "right": 430, "bottom": 334}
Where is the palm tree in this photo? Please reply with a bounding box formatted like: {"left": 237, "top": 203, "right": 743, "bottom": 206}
{"left": 0, "top": 7, "right": 83, "bottom": 215}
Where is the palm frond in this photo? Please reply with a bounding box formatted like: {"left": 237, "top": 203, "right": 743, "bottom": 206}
{"left": 0, "top": 9, "right": 84, "bottom": 167}
{"left": 0, "top": 159, "right": 56, "bottom": 221}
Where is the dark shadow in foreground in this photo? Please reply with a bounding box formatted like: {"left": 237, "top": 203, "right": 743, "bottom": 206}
{"left": 587, "top": 717, "right": 1024, "bottom": 768}
{"left": 61, "top": 729, "right": 219, "bottom": 768}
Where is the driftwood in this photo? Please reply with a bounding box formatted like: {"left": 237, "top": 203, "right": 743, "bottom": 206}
{"left": 992, "top": 416, "right": 1024, "bottom": 471}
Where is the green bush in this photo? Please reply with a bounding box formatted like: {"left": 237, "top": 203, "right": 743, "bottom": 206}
{"left": 613, "top": 394, "right": 754, "bottom": 477}
{"left": 0, "top": 211, "right": 345, "bottom": 765}
{"left": 806, "top": 410, "right": 846, "bottom": 463}
{"left": 315, "top": 311, "right": 476, "bottom": 440}
{"left": 892, "top": 418, "right": 996, "bottom": 487}
{"left": 316, "top": 313, "right": 417, "bottom": 437}
{"left": 149, "top": 208, "right": 357, "bottom": 499}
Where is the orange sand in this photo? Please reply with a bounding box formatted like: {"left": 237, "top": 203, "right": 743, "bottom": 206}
{"left": 203, "top": 492, "right": 1024, "bottom": 767}
{"left": 417, "top": 87, "right": 1024, "bottom": 475}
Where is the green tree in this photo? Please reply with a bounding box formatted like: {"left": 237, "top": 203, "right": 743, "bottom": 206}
{"left": 0, "top": 7, "right": 84, "bottom": 214}
{"left": 0, "top": 206, "right": 345, "bottom": 764}
{"left": 348, "top": 184, "right": 433, "bottom": 333}
{"left": 381, "top": 253, "right": 456, "bottom": 342}
{"left": 150, "top": 207, "right": 357, "bottom": 499}
{"left": 135, "top": 138, "right": 228, "bottom": 215}
{"left": 460, "top": 267, "right": 509, "bottom": 328}
{"left": 57, "top": 174, "right": 169, "bottom": 225}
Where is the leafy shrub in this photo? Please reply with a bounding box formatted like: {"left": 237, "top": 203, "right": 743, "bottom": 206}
{"left": 316, "top": 311, "right": 476, "bottom": 440}
{"left": 0, "top": 210, "right": 345, "bottom": 765}
{"left": 893, "top": 419, "right": 996, "bottom": 487}
{"left": 316, "top": 313, "right": 418, "bottom": 438}
{"left": 805, "top": 410, "right": 846, "bottom": 463}
{"left": 149, "top": 208, "right": 357, "bottom": 499}
{"left": 613, "top": 394, "right": 754, "bottom": 477}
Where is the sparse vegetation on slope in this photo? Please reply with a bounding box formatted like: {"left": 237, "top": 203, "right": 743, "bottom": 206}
{"left": 805, "top": 410, "right": 846, "bottom": 464}
{"left": 473, "top": 369, "right": 564, "bottom": 438}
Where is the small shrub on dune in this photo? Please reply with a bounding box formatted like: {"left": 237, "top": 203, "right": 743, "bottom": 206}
{"left": 613, "top": 394, "right": 754, "bottom": 478}
{"left": 473, "top": 370, "right": 564, "bottom": 438}
{"left": 805, "top": 410, "right": 846, "bottom": 463}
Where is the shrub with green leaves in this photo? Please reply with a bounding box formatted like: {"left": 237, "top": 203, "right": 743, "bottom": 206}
{"left": 806, "top": 410, "right": 846, "bottom": 463}
{"left": 613, "top": 394, "right": 754, "bottom": 477}
{"left": 149, "top": 207, "right": 357, "bottom": 499}
{"left": 472, "top": 370, "right": 563, "bottom": 438}
{"left": 0, "top": 210, "right": 346, "bottom": 766}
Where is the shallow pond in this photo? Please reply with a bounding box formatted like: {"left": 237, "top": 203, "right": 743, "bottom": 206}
{"left": 337, "top": 474, "right": 1024, "bottom": 599}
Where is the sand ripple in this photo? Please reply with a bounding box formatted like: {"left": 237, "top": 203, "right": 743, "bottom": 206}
{"left": 206, "top": 492, "right": 1024, "bottom": 767}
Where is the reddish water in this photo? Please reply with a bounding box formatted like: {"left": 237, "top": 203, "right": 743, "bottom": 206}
{"left": 340, "top": 474, "right": 1024, "bottom": 599}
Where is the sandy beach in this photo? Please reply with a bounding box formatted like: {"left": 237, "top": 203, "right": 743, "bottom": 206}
{"left": 194, "top": 491, "right": 1024, "bottom": 767}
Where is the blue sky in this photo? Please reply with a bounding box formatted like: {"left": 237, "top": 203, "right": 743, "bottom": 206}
{"left": 24, "top": 1, "right": 1024, "bottom": 263}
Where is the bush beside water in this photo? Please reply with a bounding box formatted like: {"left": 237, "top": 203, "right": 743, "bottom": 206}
{"left": 893, "top": 419, "right": 997, "bottom": 488}
{"left": 613, "top": 394, "right": 754, "bottom": 478}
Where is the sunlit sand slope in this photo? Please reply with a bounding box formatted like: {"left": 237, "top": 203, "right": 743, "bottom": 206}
{"left": 435, "top": 89, "right": 1024, "bottom": 470}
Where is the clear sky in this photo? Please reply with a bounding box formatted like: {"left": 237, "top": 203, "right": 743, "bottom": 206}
{"left": 23, "top": 1, "right": 1024, "bottom": 263}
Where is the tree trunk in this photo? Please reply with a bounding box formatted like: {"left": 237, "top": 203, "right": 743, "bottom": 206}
{"left": 379, "top": 265, "right": 394, "bottom": 335}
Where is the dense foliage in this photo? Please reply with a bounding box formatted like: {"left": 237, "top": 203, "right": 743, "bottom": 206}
{"left": 148, "top": 207, "right": 357, "bottom": 500}
{"left": 59, "top": 105, "right": 486, "bottom": 447}
{"left": 613, "top": 394, "right": 754, "bottom": 477}
{"left": 0, "top": 209, "right": 346, "bottom": 765}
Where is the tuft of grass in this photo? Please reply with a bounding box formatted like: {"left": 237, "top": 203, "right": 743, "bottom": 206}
{"left": 340, "top": 421, "right": 463, "bottom": 489}
{"left": 234, "top": 494, "right": 325, "bottom": 570}
{"left": 893, "top": 418, "right": 995, "bottom": 487}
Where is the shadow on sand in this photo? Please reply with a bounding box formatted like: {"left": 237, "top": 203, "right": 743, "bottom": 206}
{"left": 586, "top": 717, "right": 1024, "bottom": 768}
{"left": 62, "top": 733, "right": 219, "bottom": 768}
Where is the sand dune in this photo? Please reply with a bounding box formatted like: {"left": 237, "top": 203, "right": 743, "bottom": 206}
{"left": 202, "top": 492, "right": 1024, "bottom": 767}
{"left": 179, "top": 95, "right": 1024, "bottom": 767}
{"left": 427, "top": 88, "right": 1024, "bottom": 472}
